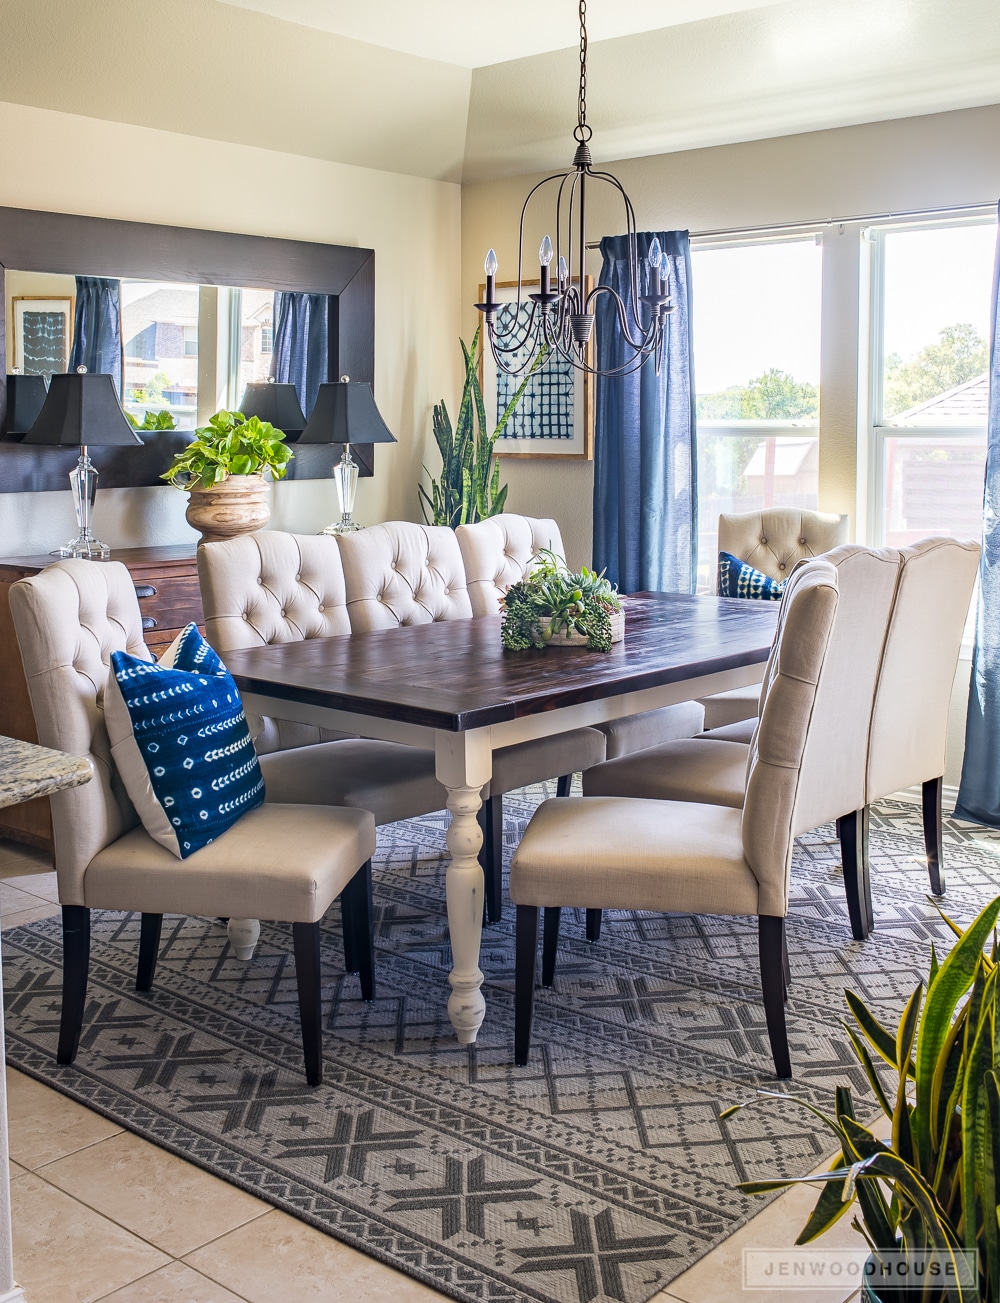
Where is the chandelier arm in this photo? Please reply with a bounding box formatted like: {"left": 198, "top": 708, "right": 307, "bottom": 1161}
{"left": 490, "top": 302, "right": 545, "bottom": 355}
{"left": 515, "top": 171, "right": 571, "bottom": 305}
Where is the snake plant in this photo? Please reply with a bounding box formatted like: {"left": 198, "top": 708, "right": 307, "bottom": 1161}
{"left": 500, "top": 550, "right": 622, "bottom": 652}
{"left": 418, "top": 325, "right": 543, "bottom": 529}
{"left": 726, "top": 895, "right": 1000, "bottom": 1301}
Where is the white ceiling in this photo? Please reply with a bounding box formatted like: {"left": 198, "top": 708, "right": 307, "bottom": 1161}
{"left": 213, "top": 0, "right": 784, "bottom": 67}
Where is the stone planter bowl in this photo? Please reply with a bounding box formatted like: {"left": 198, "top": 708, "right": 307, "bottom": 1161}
{"left": 547, "top": 610, "right": 625, "bottom": 647}
{"left": 186, "top": 474, "right": 271, "bottom": 543}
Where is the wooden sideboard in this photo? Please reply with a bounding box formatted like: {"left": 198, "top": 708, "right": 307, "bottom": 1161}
{"left": 0, "top": 546, "right": 203, "bottom": 851}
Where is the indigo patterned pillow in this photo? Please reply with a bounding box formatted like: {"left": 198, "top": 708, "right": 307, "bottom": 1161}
{"left": 717, "top": 551, "right": 787, "bottom": 601}
{"left": 105, "top": 624, "right": 265, "bottom": 859}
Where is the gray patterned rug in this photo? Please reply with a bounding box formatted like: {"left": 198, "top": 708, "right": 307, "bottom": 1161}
{"left": 3, "top": 789, "right": 999, "bottom": 1303}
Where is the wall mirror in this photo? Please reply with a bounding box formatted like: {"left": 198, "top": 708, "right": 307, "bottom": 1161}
{"left": 0, "top": 207, "right": 376, "bottom": 492}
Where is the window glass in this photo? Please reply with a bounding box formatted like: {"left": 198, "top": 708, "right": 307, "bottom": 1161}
{"left": 121, "top": 280, "right": 199, "bottom": 429}
{"left": 236, "top": 288, "right": 276, "bottom": 400}
{"left": 692, "top": 238, "right": 823, "bottom": 591}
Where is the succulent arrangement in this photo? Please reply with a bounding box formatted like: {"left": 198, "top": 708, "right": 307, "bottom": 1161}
{"left": 727, "top": 894, "right": 1000, "bottom": 1302}
{"left": 500, "top": 550, "right": 623, "bottom": 653}
{"left": 161, "top": 409, "right": 292, "bottom": 489}
{"left": 127, "top": 409, "right": 177, "bottom": 431}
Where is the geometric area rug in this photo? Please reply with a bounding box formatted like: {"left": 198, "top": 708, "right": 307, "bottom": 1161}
{"left": 3, "top": 789, "right": 999, "bottom": 1303}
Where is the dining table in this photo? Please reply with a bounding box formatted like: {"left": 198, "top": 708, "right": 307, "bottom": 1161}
{"left": 225, "top": 591, "right": 781, "bottom": 1045}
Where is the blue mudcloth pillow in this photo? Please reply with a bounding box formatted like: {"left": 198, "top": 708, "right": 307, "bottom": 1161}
{"left": 717, "top": 551, "right": 787, "bottom": 601}
{"left": 105, "top": 623, "right": 265, "bottom": 859}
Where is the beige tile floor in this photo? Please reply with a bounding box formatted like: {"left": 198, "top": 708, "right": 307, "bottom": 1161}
{"left": 0, "top": 838, "right": 865, "bottom": 1303}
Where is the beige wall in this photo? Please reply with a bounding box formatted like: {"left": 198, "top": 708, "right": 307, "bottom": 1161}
{"left": 462, "top": 103, "right": 1000, "bottom": 568}
{"left": 0, "top": 100, "right": 463, "bottom": 556}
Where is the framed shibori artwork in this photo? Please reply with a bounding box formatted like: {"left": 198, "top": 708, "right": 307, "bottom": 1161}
{"left": 479, "top": 278, "right": 594, "bottom": 460}
{"left": 12, "top": 296, "right": 74, "bottom": 380}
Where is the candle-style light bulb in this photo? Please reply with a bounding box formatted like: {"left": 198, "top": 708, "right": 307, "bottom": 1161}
{"left": 558, "top": 255, "right": 569, "bottom": 287}
{"left": 538, "top": 235, "right": 554, "bottom": 266}
{"left": 659, "top": 252, "right": 670, "bottom": 283}
{"left": 484, "top": 248, "right": 498, "bottom": 276}
{"left": 647, "top": 237, "right": 662, "bottom": 279}
{"left": 483, "top": 248, "right": 498, "bottom": 309}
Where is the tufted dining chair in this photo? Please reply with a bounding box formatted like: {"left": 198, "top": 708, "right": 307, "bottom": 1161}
{"left": 510, "top": 558, "right": 841, "bottom": 1078}
{"left": 337, "top": 520, "right": 607, "bottom": 923}
{"left": 583, "top": 544, "right": 901, "bottom": 941}
{"left": 455, "top": 513, "right": 705, "bottom": 759}
{"left": 701, "top": 508, "right": 849, "bottom": 731}
{"left": 9, "top": 559, "right": 377, "bottom": 1086}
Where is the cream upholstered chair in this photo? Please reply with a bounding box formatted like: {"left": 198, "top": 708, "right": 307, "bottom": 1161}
{"left": 456, "top": 513, "right": 705, "bottom": 758}
{"left": 510, "top": 558, "right": 841, "bottom": 1078}
{"left": 337, "top": 521, "right": 607, "bottom": 922}
{"left": 864, "top": 536, "right": 980, "bottom": 899}
{"left": 198, "top": 532, "right": 448, "bottom": 832}
{"left": 701, "top": 508, "right": 849, "bottom": 731}
{"left": 584, "top": 545, "right": 901, "bottom": 941}
{"left": 9, "top": 560, "right": 376, "bottom": 1087}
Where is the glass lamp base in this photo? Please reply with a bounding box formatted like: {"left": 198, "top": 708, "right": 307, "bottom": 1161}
{"left": 321, "top": 517, "right": 361, "bottom": 536}
{"left": 53, "top": 535, "right": 111, "bottom": 560}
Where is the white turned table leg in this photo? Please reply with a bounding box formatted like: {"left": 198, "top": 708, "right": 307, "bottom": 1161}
{"left": 227, "top": 918, "right": 260, "bottom": 961}
{"left": 436, "top": 729, "right": 493, "bottom": 1044}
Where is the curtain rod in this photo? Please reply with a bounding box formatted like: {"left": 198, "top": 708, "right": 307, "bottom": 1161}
{"left": 584, "top": 201, "right": 997, "bottom": 247}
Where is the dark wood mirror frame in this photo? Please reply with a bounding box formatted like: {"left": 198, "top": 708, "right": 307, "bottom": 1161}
{"left": 0, "top": 206, "right": 376, "bottom": 492}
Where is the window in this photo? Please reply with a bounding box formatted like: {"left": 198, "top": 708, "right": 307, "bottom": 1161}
{"left": 691, "top": 236, "right": 823, "bottom": 591}
{"left": 868, "top": 218, "right": 996, "bottom": 549}
{"left": 121, "top": 280, "right": 200, "bottom": 428}
{"left": 233, "top": 288, "right": 277, "bottom": 401}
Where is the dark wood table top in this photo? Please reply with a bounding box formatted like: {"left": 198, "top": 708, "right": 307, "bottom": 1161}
{"left": 225, "top": 592, "right": 780, "bottom": 733}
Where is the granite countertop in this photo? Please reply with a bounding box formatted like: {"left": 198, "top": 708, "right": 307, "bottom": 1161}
{"left": 0, "top": 736, "right": 93, "bottom": 810}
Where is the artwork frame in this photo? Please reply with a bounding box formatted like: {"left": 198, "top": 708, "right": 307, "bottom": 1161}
{"left": 12, "top": 295, "right": 74, "bottom": 379}
{"left": 478, "top": 277, "right": 594, "bottom": 460}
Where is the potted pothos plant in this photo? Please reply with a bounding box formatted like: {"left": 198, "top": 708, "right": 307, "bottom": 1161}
{"left": 162, "top": 409, "right": 292, "bottom": 543}
{"left": 727, "top": 895, "right": 1000, "bottom": 1302}
{"left": 501, "top": 550, "right": 623, "bottom": 652}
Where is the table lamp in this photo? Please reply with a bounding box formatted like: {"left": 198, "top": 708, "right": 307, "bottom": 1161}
{"left": 298, "top": 376, "right": 396, "bottom": 534}
{"left": 23, "top": 367, "right": 143, "bottom": 559}
{"left": 5, "top": 372, "right": 49, "bottom": 439}
{"left": 238, "top": 378, "right": 306, "bottom": 439}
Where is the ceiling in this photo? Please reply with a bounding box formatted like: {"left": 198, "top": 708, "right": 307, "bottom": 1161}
{"left": 213, "top": 0, "right": 784, "bottom": 67}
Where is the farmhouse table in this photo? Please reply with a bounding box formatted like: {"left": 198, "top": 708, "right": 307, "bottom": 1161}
{"left": 225, "top": 592, "right": 780, "bottom": 1045}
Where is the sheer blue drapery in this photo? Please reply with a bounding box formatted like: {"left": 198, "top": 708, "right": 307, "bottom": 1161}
{"left": 69, "top": 277, "right": 122, "bottom": 394}
{"left": 270, "top": 292, "right": 329, "bottom": 417}
{"left": 955, "top": 206, "right": 1000, "bottom": 824}
{"left": 592, "top": 232, "right": 697, "bottom": 593}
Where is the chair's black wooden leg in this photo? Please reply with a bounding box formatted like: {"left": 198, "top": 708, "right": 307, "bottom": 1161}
{"left": 759, "top": 915, "right": 791, "bottom": 1079}
{"left": 782, "top": 926, "right": 790, "bottom": 1001}
{"left": 57, "top": 906, "right": 90, "bottom": 1065}
{"left": 585, "top": 909, "right": 602, "bottom": 943}
{"left": 556, "top": 774, "right": 573, "bottom": 798}
{"left": 478, "top": 795, "right": 504, "bottom": 925}
{"left": 341, "top": 860, "right": 375, "bottom": 1001}
{"left": 541, "top": 907, "right": 561, "bottom": 987}
{"left": 922, "top": 776, "right": 945, "bottom": 896}
{"left": 136, "top": 913, "right": 162, "bottom": 993}
{"left": 840, "top": 806, "right": 874, "bottom": 941}
{"left": 514, "top": 906, "right": 539, "bottom": 1066}
{"left": 292, "top": 921, "right": 323, "bottom": 1087}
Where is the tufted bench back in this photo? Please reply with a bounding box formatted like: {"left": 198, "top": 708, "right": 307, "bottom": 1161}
{"left": 337, "top": 521, "right": 473, "bottom": 632}
{"left": 9, "top": 560, "right": 148, "bottom": 905}
{"left": 198, "top": 532, "right": 353, "bottom": 754}
{"left": 456, "top": 515, "right": 565, "bottom": 617}
{"left": 717, "top": 509, "right": 848, "bottom": 586}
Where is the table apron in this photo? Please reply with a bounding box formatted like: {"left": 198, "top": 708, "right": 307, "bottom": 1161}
{"left": 240, "top": 660, "right": 763, "bottom": 757}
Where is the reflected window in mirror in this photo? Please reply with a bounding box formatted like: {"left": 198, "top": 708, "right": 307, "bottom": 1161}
{"left": 122, "top": 280, "right": 200, "bottom": 429}
{"left": 233, "top": 287, "right": 276, "bottom": 402}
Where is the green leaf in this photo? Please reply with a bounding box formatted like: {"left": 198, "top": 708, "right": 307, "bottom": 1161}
{"left": 846, "top": 990, "right": 912, "bottom": 1075}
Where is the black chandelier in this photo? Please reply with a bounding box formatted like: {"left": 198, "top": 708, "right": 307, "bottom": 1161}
{"left": 475, "top": 0, "right": 675, "bottom": 379}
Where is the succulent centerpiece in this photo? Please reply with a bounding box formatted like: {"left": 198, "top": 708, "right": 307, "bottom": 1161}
{"left": 500, "top": 550, "right": 624, "bottom": 653}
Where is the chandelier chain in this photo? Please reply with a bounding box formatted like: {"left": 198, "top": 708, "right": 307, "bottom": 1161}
{"left": 574, "top": 0, "right": 592, "bottom": 143}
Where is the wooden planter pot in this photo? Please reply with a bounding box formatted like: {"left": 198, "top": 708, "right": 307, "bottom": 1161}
{"left": 186, "top": 475, "right": 270, "bottom": 543}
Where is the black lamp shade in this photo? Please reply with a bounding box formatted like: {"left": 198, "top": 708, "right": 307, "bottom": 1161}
{"left": 23, "top": 372, "right": 142, "bottom": 447}
{"left": 5, "top": 374, "right": 49, "bottom": 437}
{"left": 298, "top": 380, "right": 396, "bottom": 445}
{"left": 238, "top": 381, "right": 306, "bottom": 435}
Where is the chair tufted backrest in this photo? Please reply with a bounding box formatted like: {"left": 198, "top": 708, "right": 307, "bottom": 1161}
{"left": 9, "top": 560, "right": 149, "bottom": 905}
{"left": 718, "top": 509, "right": 848, "bottom": 586}
{"left": 456, "top": 515, "right": 565, "bottom": 617}
{"left": 198, "top": 531, "right": 353, "bottom": 754}
{"left": 741, "top": 559, "right": 839, "bottom": 917}
{"left": 337, "top": 521, "right": 473, "bottom": 632}
{"left": 867, "top": 536, "right": 980, "bottom": 800}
